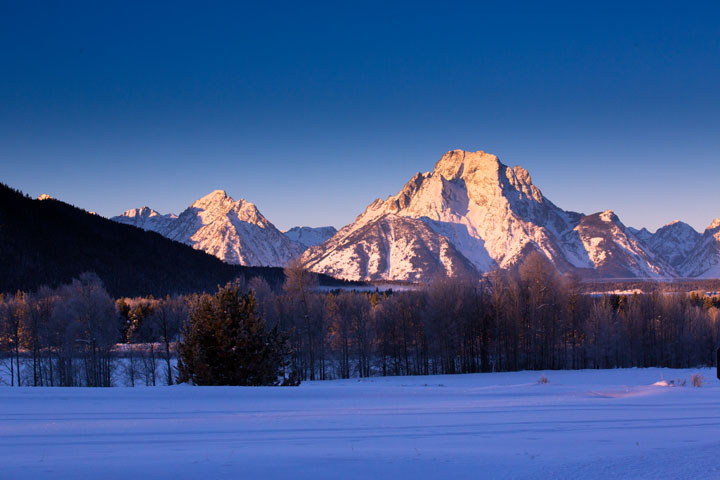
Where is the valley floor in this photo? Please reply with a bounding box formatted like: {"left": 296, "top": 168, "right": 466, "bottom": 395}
{"left": 1, "top": 368, "right": 718, "bottom": 479}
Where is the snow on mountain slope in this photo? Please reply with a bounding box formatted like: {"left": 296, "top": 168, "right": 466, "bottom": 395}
{"left": 284, "top": 226, "right": 337, "bottom": 249}
{"left": 113, "top": 191, "right": 301, "bottom": 267}
{"left": 305, "top": 150, "right": 585, "bottom": 280}
{"left": 304, "top": 149, "right": 672, "bottom": 281}
{"left": 302, "top": 214, "right": 476, "bottom": 281}
{"left": 573, "top": 211, "right": 676, "bottom": 278}
{"left": 644, "top": 220, "right": 701, "bottom": 269}
{"left": 113, "top": 207, "right": 178, "bottom": 233}
{"left": 679, "top": 218, "right": 720, "bottom": 278}
{"left": 628, "top": 226, "right": 653, "bottom": 243}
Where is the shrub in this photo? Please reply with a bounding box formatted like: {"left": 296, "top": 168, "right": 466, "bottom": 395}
{"left": 176, "top": 281, "right": 298, "bottom": 386}
{"left": 690, "top": 373, "right": 704, "bottom": 388}
{"left": 538, "top": 375, "right": 549, "bottom": 384}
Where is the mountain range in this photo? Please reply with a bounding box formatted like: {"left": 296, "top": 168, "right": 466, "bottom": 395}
{"left": 113, "top": 190, "right": 336, "bottom": 267}
{"left": 0, "top": 183, "right": 360, "bottom": 297}
{"left": 112, "top": 150, "right": 720, "bottom": 281}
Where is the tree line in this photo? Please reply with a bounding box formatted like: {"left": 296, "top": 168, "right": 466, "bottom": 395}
{"left": 273, "top": 255, "right": 719, "bottom": 380}
{"left": 1, "top": 253, "right": 719, "bottom": 386}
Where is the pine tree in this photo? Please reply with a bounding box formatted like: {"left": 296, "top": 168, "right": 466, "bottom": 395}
{"left": 176, "top": 281, "right": 298, "bottom": 386}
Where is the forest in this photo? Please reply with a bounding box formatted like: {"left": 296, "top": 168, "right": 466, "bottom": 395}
{"left": 1, "top": 252, "right": 718, "bottom": 387}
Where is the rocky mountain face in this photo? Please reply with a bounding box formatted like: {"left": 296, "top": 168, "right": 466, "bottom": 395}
{"left": 644, "top": 221, "right": 702, "bottom": 269}
{"left": 678, "top": 219, "right": 720, "bottom": 278}
{"left": 302, "top": 150, "right": 691, "bottom": 281}
{"left": 113, "top": 190, "right": 301, "bottom": 267}
{"left": 628, "top": 219, "right": 720, "bottom": 278}
{"left": 283, "top": 226, "right": 337, "bottom": 249}
{"left": 115, "top": 207, "right": 178, "bottom": 233}
{"left": 302, "top": 214, "right": 476, "bottom": 282}
{"left": 628, "top": 226, "right": 654, "bottom": 243}
{"left": 572, "top": 211, "right": 675, "bottom": 278}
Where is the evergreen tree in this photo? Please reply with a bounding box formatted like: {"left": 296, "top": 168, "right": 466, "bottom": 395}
{"left": 176, "top": 281, "right": 298, "bottom": 386}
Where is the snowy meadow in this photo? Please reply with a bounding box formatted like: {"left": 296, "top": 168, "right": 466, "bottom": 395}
{"left": 1, "top": 368, "right": 718, "bottom": 480}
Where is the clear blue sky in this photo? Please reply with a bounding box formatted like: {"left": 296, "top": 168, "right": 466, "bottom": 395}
{"left": 2, "top": 1, "right": 719, "bottom": 232}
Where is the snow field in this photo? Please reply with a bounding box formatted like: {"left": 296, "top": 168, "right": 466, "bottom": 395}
{"left": 1, "top": 368, "right": 718, "bottom": 479}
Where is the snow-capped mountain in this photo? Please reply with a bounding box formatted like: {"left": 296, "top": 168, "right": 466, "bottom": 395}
{"left": 643, "top": 221, "right": 701, "bottom": 269}
{"left": 115, "top": 207, "right": 178, "bottom": 233}
{"left": 303, "top": 149, "right": 679, "bottom": 281}
{"left": 284, "top": 226, "right": 337, "bottom": 249}
{"left": 628, "top": 226, "right": 653, "bottom": 243}
{"left": 573, "top": 211, "right": 675, "bottom": 278}
{"left": 112, "top": 190, "right": 301, "bottom": 267}
{"left": 302, "top": 214, "right": 476, "bottom": 281}
{"left": 678, "top": 219, "right": 720, "bottom": 278}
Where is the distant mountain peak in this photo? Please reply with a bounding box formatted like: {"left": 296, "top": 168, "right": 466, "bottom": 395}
{"left": 661, "top": 220, "right": 696, "bottom": 233}
{"left": 122, "top": 206, "right": 168, "bottom": 218}
{"left": 284, "top": 226, "right": 338, "bottom": 249}
{"left": 113, "top": 190, "right": 299, "bottom": 267}
{"left": 37, "top": 194, "right": 53, "bottom": 201}
{"left": 191, "top": 189, "right": 231, "bottom": 208}
{"left": 113, "top": 207, "right": 178, "bottom": 234}
{"left": 629, "top": 226, "right": 652, "bottom": 241}
{"left": 678, "top": 218, "right": 720, "bottom": 277}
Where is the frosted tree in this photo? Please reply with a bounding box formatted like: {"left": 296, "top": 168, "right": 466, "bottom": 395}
{"left": 144, "top": 296, "right": 187, "bottom": 385}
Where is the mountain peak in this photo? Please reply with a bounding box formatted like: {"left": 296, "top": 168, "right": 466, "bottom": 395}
{"left": 284, "top": 225, "right": 338, "bottom": 248}
{"left": 204, "top": 189, "right": 229, "bottom": 199}
{"left": 112, "top": 207, "right": 177, "bottom": 233}
{"left": 631, "top": 227, "right": 653, "bottom": 242}
{"left": 645, "top": 220, "right": 701, "bottom": 270}
{"left": 599, "top": 210, "right": 617, "bottom": 223}
{"left": 114, "top": 190, "right": 300, "bottom": 267}
{"left": 122, "top": 206, "right": 162, "bottom": 218}
{"left": 433, "top": 149, "right": 500, "bottom": 181}
{"left": 657, "top": 220, "right": 697, "bottom": 235}
{"left": 679, "top": 218, "right": 720, "bottom": 276}
{"left": 192, "top": 190, "right": 232, "bottom": 208}
{"left": 655, "top": 220, "right": 699, "bottom": 237}
{"left": 38, "top": 193, "right": 54, "bottom": 201}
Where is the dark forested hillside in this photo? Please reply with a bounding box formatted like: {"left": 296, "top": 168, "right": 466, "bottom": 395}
{"left": 0, "top": 184, "right": 293, "bottom": 297}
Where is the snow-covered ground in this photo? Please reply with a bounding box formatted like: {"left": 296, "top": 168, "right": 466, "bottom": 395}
{"left": 1, "top": 368, "right": 718, "bottom": 479}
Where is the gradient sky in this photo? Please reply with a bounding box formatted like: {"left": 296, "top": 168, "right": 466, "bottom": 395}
{"left": 2, "top": 1, "right": 719, "bottom": 232}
